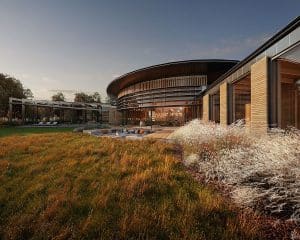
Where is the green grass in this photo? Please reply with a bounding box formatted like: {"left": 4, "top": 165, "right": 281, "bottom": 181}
{"left": 0, "top": 133, "right": 264, "bottom": 239}
{"left": 0, "top": 126, "right": 73, "bottom": 137}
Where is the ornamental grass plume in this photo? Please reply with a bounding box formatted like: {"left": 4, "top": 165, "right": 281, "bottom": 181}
{"left": 169, "top": 120, "right": 300, "bottom": 222}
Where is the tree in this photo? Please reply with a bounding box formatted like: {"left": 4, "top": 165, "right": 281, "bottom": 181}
{"left": 74, "top": 92, "right": 101, "bottom": 103}
{"left": 52, "top": 92, "right": 65, "bottom": 102}
{"left": 74, "top": 92, "right": 90, "bottom": 103}
{"left": 24, "top": 88, "right": 34, "bottom": 99}
{"left": 0, "top": 73, "right": 33, "bottom": 117}
{"left": 104, "top": 95, "right": 116, "bottom": 105}
{"left": 91, "top": 92, "right": 101, "bottom": 103}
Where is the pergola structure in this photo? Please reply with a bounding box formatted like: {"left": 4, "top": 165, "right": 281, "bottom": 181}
{"left": 8, "top": 97, "right": 103, "bottom": 124}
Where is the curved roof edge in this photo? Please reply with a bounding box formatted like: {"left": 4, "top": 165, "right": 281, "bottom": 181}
{"left": 107, "top": 59, "right": 239, "bottom": 96}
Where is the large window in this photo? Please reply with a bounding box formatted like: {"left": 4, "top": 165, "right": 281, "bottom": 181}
{"left": 277, "top": 44, "right": 300, "bottom": 129}
{"left": 209, "top": 91, "right": 220, "bottom": 123}
{"left": 232, "top": 75, "right": 251, "bottom": 122}
{"left": 124, "top": 106, "right": 196, "bottom": 126}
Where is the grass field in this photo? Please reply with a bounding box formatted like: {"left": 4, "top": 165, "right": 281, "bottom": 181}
{"left": 0, "top": 133, "right": 264, "bottom": 239}
{"left": 0, "top": 126, "right": 73, "bottom": 137}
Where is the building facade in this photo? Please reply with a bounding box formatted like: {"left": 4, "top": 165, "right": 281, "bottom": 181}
{"left": 202, "top": 16, "right": 300, "bottom": 133}
{"left": 107, "top": 16, "right": 300, "bottom": 131}
{"left": 107, "top": 60, "right": 238, "bottom": 125}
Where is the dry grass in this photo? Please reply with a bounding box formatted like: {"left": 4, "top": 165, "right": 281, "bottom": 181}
{"left": 0, "top": 133, "right": 264, "bottom": 239}
{"left": 170, "top": 120, "right": 300, "bottom": 238}
{"left": 0, "top": 126, "right": 73, "bottom": 138}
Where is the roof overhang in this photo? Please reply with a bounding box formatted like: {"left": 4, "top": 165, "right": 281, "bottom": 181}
{"left": 107, "top": 59, "right": 238, "bottom": 96}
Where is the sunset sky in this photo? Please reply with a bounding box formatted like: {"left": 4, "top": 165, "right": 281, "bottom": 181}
{"left": 0, "top": 0, "right": 299, "bottom": 100}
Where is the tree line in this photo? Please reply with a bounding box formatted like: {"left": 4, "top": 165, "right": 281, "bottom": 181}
{"left": 0, "top": 74, "right": 33, "bottom": 118}
{"left": 51, "top": 91, "right": 102, "bottom": 103}
{"left": 0, "top": 73, "right": 111, "bottom": 119}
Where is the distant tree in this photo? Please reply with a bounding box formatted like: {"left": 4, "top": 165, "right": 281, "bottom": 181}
{"left": 74, "top": 92, "right": 101, "bottom": 103}
{"left": 23, "top": 88, "right": 34, "bottom": 99}
{"left": 74, "top": 92, "right": 89, "bottom": 102}
{"left": 105, "top": 95, "right": 116, "bottom": 105}
{"left": 105, "top": 95, "right": 110, "bottom": 104}
{"left": 0, "top": 73, "right": 33, "bottom": 117}
{"left": 91, "top": 92, "right": 101, "bottom": 103}
{"left": 105, "top": 95, "right": 112, "bottom": 104}
{"left": 52, "top": 92, "right": 65, "bottom": 102}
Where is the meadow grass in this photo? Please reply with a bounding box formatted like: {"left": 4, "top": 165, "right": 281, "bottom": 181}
{"left": 0, "top": 133, "right": 264, "bottom": 239}
{"left": 0, "top": 126, "right": 73, "bottom": 137}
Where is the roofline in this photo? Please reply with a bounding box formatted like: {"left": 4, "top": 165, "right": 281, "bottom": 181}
{"left": 106, "top": 59, "right": 239, "bottom": 94}
{"left": 202, "top": 16, "right": 300, "bottom": 94}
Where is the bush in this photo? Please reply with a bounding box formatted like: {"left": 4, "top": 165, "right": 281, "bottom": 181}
{"left": 169, "top": 120, "right": 300, "bottom": 222}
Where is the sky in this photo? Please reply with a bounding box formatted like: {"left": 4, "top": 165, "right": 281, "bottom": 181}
{"left": 0, "top": 0, "right": 299, "bottom": 101}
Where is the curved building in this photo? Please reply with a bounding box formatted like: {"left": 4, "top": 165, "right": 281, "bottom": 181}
{"left": 107, "top": 59, "right": 238, "bottom": 125}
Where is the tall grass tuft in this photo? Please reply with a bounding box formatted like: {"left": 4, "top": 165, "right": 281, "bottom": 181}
{"left": 170, "top": 119, "right": 300, "bottom": 224}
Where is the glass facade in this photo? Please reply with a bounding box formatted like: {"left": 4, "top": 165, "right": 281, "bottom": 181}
{"left": 118, "top": 75, "right": 206, "bottom": 125}
{"left": 232, "top": 76, "right": 251, "bottom": 122}
{"left": 209, "top": 91, "right": 220, "bottom": 123}
{"left": 277, "top": 44, "right": 300, "bottom": 129}
{"left": 123, "top": 106, "right": 196, "bottom": 126}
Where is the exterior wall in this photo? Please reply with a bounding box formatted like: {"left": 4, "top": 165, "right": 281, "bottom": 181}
{"left": 245, "top": 103, "right": 251, "bottom": 132}
{"left": 102, "top": 110, "right": 109, "bottom": 123}
{"left": 117, "top": 75, "right": 206, "bottom": 111}
{"left": 202, "top": 95, "right": 209, "bottom": 122}
{"left": 109, "top": 108, "right": 122, "bottom": 125}
{"left": 250, "top": 57, "right": 269, "bottom": 133}
{"left": 220, "top": 82, "right": 227, "bottom": 125}
{"left": 108, "top": 61, "right": 238, "bottom": 126}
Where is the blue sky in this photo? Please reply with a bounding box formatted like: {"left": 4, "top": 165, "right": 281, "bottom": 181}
{"left": 0, "top": 0, "right": 299, "bottom": 100}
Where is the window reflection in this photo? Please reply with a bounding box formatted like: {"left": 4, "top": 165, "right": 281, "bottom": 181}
{"left": 123, "top": 107, "right": 197, "bottom": 126}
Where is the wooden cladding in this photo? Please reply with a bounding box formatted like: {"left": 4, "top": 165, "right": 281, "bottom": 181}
{"left": 202, "top": 95, "right": 209, "bottom": 122}
{"left": 245, "top": 103, "right": 251, "bottom": 131}
{"left": 118, "top": 75, "right": 207, "bottom": 98}
{"left": 220, "top": 82, "right": 227, "bottom": 125}
{"left": 250, "top": 57, "right": 269, "bottom": 134}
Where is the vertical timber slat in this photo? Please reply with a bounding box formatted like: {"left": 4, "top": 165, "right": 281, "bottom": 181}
{"left": 220, "top": 82, "right": 227, "bottom": 125}
{"left": 202, "top": 95, "right": 209, "bottom": 122}
{"left": 250, "top": 57, "right": 269, "bottom": 134}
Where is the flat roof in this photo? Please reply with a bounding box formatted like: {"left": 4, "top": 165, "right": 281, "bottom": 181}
{"left": 202, "top": 16, "right": 300, "bottom": 94}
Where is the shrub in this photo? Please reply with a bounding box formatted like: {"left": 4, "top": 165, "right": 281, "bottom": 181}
{"left": 170, "top": 120, "right": 300, "bottom": 222}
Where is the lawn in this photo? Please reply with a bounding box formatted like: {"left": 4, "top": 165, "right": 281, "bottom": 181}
{"left": 0, "top": 133, "right": 264, "bottom": 239}
{"left": 0, "top": 126, "right": 73, "bottom": 137}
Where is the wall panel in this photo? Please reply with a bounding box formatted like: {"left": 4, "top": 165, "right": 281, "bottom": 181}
{"left": 250, "top": 57, "right": 269, "bottom": 133}
{"left": 220, "top": 82, "right": 227, "bottom": 125}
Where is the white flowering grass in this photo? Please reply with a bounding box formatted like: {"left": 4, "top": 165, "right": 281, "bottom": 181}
{"left": 169, "top": 120, "right": 300, "bottom": 222}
